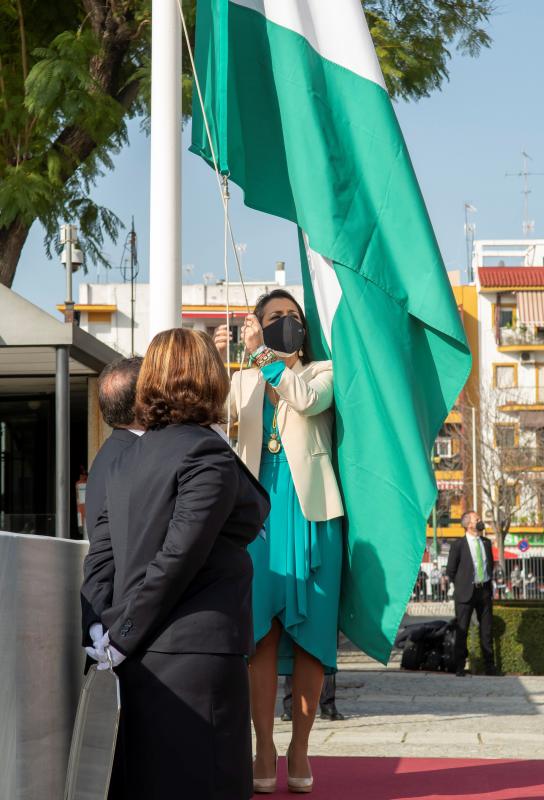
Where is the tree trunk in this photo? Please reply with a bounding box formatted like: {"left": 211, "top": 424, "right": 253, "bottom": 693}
{"left": 0, "top": 218, "right": 31, "bottom": 287}
{"left": 497, "top": 528, "right": 506, "bottom": 570}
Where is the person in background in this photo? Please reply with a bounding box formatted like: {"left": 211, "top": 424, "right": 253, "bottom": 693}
{"left": 430, "top": 561, "right": 441, "bottom": 601}
{"left": 414, "top": 568, "right": 428, "bottom": 601}
{"left": 446, "top": 511, "right": 497, "bottom": 677}
{"left": 511, "top": 564, "right": 523, "bottom": 599}
{"left": 282, "top": 674, "right": 344, "bottom": 722}
{"left": 214, "top": 289, "right": 344, "bottom": 795}
{"left": 439, "top": 567, "right": 450, "bottom": 602}
{"left": 81, "top": 328, "right": 270, "bottom": 799}
{"left": 494, "top": 563, "right": 507, "bottom": 600}
{"left": 81, "top": 357, "right": 143, "bottom": 644}
{"left": 526, "top": 570, "right": 536, "bottom": 598}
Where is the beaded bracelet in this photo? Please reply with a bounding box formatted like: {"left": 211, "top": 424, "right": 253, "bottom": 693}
{"left": 253, "top": 347, "right": 278, "bottom": 369}
{"left": 248, "top": 344, "right": 266, "bottom": 365}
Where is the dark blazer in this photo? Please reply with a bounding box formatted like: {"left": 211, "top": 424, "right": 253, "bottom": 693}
{"left": 85, "top": 428, "right": 139, "bottom": 537}
{"left": 81, "top": 428, "right": 138, "bottom": 642}
{"left": 81, "top": 423, "right": 270, "bottom": 657}
{"left": 446, "top": 535, "right": 494, "bottom": 603}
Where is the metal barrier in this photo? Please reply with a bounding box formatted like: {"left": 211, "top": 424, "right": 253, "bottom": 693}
{"left": 411, "top": 551, "right": 544, "bottom": 602}
{"left": 0, "top": 531, "right": 87, "bottom": 799}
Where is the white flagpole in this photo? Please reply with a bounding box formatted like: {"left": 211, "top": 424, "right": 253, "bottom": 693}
{"left": 149, "top": 0, "right": 182, "bottom": 342}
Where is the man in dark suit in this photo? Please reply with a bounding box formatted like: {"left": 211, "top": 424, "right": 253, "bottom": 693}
{"left": 82, "top": 356, "right": 143, "bottom": 641}
{"left": 85, "top": 357, "right": 143, "bottom": 537}
{"left": 447, "top": 510, "right": 497, "bottom": 677}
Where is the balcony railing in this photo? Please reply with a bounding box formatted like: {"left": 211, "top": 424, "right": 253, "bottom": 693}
{"left": 500, "top": 446, "right": 544, "bottom": 470}
{"left": 496, "top": 387, "right": 544, "bottom": 408}
{"left": 499, "top": 325, "right": 544, "bottom": 347}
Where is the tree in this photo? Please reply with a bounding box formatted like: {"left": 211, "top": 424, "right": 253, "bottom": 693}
{"left": 458, "top": 388, "right": 542, "bottom": 569}
{"left": 0, "top": 0, "right": 494, "bottom": 288}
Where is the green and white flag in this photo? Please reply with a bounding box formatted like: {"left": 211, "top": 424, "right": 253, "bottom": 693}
{"left": 191, "top": 0, "right": 471, "bottom": 662}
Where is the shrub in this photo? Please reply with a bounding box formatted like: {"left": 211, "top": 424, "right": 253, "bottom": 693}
{"left": 468, "top": 602, "right": 544, "bottom": 675}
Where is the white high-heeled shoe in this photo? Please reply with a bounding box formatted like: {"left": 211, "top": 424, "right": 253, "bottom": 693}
{"left": 253, "top": 753, "right": 278, "bottom": 794}
{"left": 287, "top": 747, "right": 313, "bottom": 794}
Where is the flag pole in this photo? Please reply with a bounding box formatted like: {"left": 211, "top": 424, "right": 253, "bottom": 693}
{"left": 149, "top": 0, "right": 182, "bottom": 342}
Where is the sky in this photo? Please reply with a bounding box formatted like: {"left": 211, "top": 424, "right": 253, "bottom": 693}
{"left": 12, "top": 0, "right": 544, "bottom": 318}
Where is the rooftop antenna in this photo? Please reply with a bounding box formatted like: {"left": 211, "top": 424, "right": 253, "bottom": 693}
{"left": 506, "top": 150, "right": 544, "bottom": 236}
{"left": 464, "top": 203, "right": 477, "bottom": 282}
{"left": 120, "top": 217, "right": 140, "bottom": 355}
{"left": 183, "top": 263, "right": 194, "bottom": 283}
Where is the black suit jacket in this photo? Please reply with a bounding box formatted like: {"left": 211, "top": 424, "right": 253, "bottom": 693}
{"left": 446, "top": 535, "right": 494, "bottom": 603}
{"left": 81, "top": 428, "right": 138, "bottom": 640}
{"left": 81, "top": 424, "right": 270, "bottom": 657}
{"left": 85, "top": 428, "right": 139, "bottom": 537}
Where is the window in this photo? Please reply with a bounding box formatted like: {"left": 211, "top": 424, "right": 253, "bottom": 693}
{"left": 435, "top": 438, "right": 452, "bottom": 458}
{"left": 493, "top": 364, "right": 517, "bottom": 389}
{"left": 497, "top": 484, "right": 518, "bottom": 511}
{"left": 494, "top": 425, "right": 516, "bottom": 448}
{"left": 499, "top": 308, "right": 514, "bottom": 327}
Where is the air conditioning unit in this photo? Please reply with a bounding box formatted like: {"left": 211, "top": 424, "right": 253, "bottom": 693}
{"left": 521, "top": 351, "right": 532, "bottom": 362}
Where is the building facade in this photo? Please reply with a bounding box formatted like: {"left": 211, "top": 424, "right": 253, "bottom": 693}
{"left": 67, "top": 263, "right": 303, "bottom": 358}
{"left": 474, "top": 238, "right": 544, "bottom": 556}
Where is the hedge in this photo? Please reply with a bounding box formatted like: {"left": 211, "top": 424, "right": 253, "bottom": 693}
{"left": 469, "top": 601, "right": 544, "bottom": 675}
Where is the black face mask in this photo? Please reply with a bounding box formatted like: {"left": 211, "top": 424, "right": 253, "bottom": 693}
{"left": 263, "top": 315, "right": 305, "bottom": 357}
{"left": 476, "top": 521, "right": 486, "bottom": 533}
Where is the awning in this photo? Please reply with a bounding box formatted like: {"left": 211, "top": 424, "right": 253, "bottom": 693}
{"left": 437, "top": 479, "right": 464, "bottom": 491}
{"left": 517, "top": 291, "right": 544, "bottom": 325}
{"left": 519, "top": 411, "right": 544, "bottom": 428}
{"left": 492, "top": 546, "right": 518, "bottom": 560}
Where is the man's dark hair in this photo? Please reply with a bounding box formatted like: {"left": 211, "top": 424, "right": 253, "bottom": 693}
{"left": 461, "top": 510, "right": 476, "bottom": 530}
{"left": 98, "top": 357, "right": 143, "bottom": 428}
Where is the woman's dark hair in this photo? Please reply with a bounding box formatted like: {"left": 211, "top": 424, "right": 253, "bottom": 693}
{"left": 253, "top": 289, "right": 311, "bottom": 364}
{"left": 136, "top": 328, "right": 229, "bottom": 429}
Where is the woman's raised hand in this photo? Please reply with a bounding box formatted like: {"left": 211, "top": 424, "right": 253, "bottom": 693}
{"left": 242, "top": 314, "right": 264, "bottom": 355}
{"left": 213, "top": 324, "right": 232, "bottom": 360}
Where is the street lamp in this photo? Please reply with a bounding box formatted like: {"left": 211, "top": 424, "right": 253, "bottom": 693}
{"left": 464, "top": 203, "right": 477, "bottom": 283}
{"left": 59, "top": 224, "right": 83, "bottom": 324}
{"left": 432, "top": 451, "right": 441, "bottom": 559}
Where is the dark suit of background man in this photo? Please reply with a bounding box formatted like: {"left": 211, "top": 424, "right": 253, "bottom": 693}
{"left": 82, "top": 357, "right": 143, "bottom": 639}
{"left": 447, "top": 510, "right": 497, "bottom": 677}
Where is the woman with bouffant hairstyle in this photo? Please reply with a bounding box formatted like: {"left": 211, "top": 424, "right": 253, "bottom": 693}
{"left": 81, "top": 328, "right": 270, "bottom": 799}
{"left": 136, "top": 327, "right": 230, "bottom": 428}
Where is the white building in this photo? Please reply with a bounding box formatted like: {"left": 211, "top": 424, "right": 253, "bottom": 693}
{"left": 475, "top": 239, "right": 544, "bottom": 530}
{"left": 65, "top": 262, "right": 303, "bottom": 357}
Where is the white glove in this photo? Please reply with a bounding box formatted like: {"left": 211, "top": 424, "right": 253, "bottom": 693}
{"left": 85, "top": 630, "right": 126, "bottom": 670}
{"left": 89, "top": 622, "right": 104, "bottom": 646}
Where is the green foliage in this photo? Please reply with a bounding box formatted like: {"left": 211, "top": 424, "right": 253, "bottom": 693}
{"left": 0, "top": 1, "right": 150, "bottom": 280}
{"left": 469, "top": 603, "right": 544, "bottom": 675}
{"left": 365, "top": 0, "right": 494, "bottom": 100}
{"left": 0, "top": 0, "right": 494, "bottom": 284}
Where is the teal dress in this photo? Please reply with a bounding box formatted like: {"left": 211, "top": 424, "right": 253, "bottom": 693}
{"left": 247, "top": 362, "right": 343, "bottom": 674}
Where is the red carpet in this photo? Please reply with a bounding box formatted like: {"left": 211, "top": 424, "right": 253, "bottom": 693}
{"left": 272, "top": 757, "right": 544, "bottom": 799}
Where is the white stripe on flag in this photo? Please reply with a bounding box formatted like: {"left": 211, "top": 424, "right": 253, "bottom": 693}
{"left": 229, "top": 0, "right": 386, "bottom": 89}
{"left": 302, "top": 232, "right": 342, "bottom": 350}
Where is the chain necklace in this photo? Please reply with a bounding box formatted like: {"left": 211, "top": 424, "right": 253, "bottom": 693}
{"left": 267, "top": 402, "right": 282, "bottom": 454}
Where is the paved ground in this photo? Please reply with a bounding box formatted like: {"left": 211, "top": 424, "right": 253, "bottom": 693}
{"left": 262, "top": 610, "right": 544, "bottom": 761}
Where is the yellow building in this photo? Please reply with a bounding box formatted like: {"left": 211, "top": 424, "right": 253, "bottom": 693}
{"left": 426, "top": 282, "right": 480, "bottom": 541}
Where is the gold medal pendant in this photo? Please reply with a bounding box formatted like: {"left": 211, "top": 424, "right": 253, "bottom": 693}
{"left": 268, "top": 434, "right": 282, "bottom": 454}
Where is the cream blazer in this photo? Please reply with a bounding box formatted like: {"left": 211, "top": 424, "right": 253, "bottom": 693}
{"left": 229, "top": 360, "right": 344, "bottom": 522}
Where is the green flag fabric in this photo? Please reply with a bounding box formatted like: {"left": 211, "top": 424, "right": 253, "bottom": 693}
{"left": 191, "top": 0, "right": 471, "bottom": 662}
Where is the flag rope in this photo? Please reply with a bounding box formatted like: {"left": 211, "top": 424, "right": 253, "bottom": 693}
{"left": 176, "top": 0, "right": 251, "bottom": 441}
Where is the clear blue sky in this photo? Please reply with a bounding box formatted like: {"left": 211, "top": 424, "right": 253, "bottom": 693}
{"left": 13, "top": 0, "right": 544, "bottom": 317}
